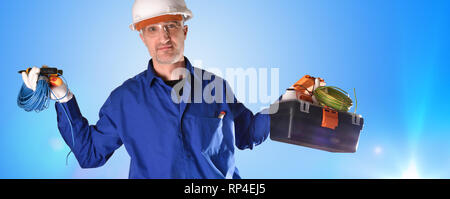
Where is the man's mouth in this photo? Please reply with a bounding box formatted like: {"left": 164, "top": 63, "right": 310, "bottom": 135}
{"left": 158, "top": 45, "right": 173, "bottom": 51}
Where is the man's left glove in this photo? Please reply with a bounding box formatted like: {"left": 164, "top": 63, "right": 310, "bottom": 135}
{"left": 21, "top": 67, "right": 74, "bottom": 103}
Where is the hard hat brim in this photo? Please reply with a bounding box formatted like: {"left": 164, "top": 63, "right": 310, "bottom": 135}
{"left": 130, "top": 11, "right": 193, "bottom": 31}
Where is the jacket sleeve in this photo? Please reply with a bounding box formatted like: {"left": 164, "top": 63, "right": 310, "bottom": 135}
{"left": 55, "top": 94, "right": 123, "bottom": 168}
{"left": 224, "top": 80, "right": 271, "bottom": 150}
{"left": 230, "top": 102, "right": 270, "bottom": 150}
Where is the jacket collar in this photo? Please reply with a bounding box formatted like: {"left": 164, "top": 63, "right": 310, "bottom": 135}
{"left": 146, "top": 56, "right": 197, "bottom": 87}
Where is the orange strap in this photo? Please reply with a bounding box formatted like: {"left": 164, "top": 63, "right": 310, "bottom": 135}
{"left": 321, "top": 107, "right": 339, "bottom": 130}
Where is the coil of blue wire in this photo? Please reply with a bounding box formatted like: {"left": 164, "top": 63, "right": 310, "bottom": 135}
{"left": 17, "top": 74, "right": 74, "bottom": 165}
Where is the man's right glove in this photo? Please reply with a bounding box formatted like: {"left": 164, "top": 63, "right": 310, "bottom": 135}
{"left": 21, "top": 67, "right": 74, "bottom": 103}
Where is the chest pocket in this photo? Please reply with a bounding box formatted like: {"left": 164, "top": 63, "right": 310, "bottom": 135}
{"left": 186, "top": 116, "right": 234, "bottom": 155}
{"left": 185, "top": 115, "right": 235, "bottom": 178}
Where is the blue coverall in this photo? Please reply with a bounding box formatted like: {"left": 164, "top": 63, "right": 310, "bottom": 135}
{"left": 55, "top": 57, "right": 270, "bottom": 179}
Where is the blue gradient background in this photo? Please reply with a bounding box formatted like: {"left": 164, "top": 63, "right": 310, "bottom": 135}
{"left": 1, "top": 0, "right": 449, "bottom": 178}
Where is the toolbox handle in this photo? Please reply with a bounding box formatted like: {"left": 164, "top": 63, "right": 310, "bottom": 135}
{"left": 299, "top": 100, "right": 310, "bottom": 114}
{"left": 351, "top": 113, "right": 362, "bottom": 126}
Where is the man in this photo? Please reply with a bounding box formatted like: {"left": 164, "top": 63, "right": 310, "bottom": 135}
{"left": 21, "top": 0, "right": 270, "bottom": 179}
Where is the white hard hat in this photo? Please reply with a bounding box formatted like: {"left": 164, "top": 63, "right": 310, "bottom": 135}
{"left": 130, "top": 0, "right": 193, "bottom": 31}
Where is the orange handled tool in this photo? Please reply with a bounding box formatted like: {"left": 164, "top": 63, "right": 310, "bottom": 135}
{"left": 291, "top": 75, "right": 325, "bottom": 103}
{"left": 49, "top": 76, "right": 63, "bottom": 87}
{"left": 18, "top": 65, "right": 64, "bottom": 87}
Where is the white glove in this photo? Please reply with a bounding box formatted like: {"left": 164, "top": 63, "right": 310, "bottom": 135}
{"left": 21, "top": 67, "right": 74, "bottom": 103}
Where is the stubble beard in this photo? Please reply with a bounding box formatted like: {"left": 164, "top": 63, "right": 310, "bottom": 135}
{"left": 155, "top": 48, "right": 183, "bottom": 65}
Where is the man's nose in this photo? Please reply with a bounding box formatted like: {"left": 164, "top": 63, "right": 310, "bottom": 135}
{"left": 159, "top": 26, "right": 170, "bottom": 41}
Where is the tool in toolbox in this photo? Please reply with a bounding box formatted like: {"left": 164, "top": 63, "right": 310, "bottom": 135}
{"left": 292, "top": 75, "right": 325, "bottom": 103}
{"left": 270, "top": 75, "right": 364, "bottom": 153}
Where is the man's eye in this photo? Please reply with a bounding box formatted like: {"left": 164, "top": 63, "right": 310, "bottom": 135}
{"left": 147, "top": 27, "right": 157, "bottom": 32}
{"left": 167, "top": 24, "right": 177, "bottom": 29}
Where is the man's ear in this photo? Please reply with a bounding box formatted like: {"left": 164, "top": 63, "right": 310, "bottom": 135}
{"left": 139, "top": 32, "right": 144, "bottom": 42}
{"left": 183, "top": 25, "right": 188, "bottom": 39}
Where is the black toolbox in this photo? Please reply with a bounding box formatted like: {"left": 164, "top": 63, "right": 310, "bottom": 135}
{"left": 269, "top": 99, "right": 364, "bottom": 153}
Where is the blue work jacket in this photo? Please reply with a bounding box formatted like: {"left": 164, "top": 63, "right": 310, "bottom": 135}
{"left": 55, "top": 57, "right": 270, "bottom": 179}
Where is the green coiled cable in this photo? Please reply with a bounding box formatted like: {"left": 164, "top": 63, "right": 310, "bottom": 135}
{"left": 313, "top": 86, "right": 357, "bottom": 113}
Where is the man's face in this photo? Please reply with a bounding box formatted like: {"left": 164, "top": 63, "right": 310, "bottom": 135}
{"left": 139, "top": 20, "right": 188, "bottom": 65}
